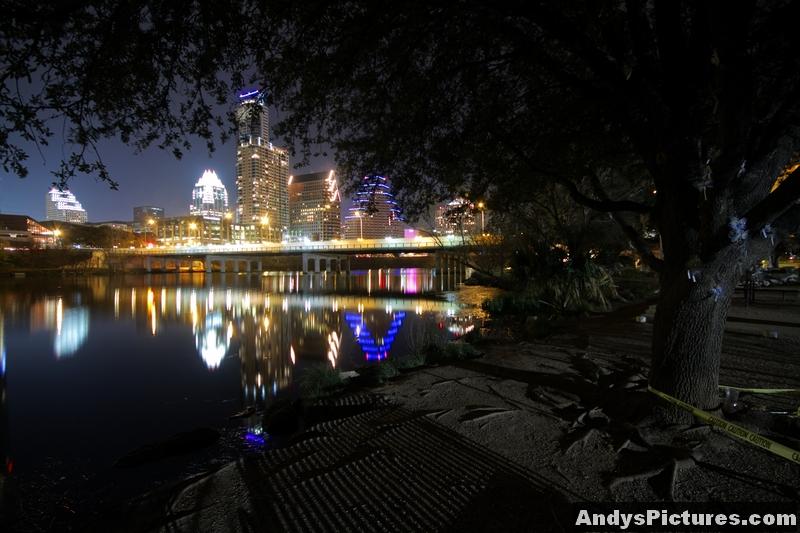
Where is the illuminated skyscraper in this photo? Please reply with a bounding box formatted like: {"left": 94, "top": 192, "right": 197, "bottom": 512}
{"left": 434, "top": 198, "right": 479, "bottom": 236}
{"left": 235, "top": 89, "right": 289, "bottom": 241}
{"left": 190, "top": 169, "right": 228, "bottom": 220}
{"left": 344, "top": 175, "right": 406, "bottom": 239}
{"left": 45, "top": 188, "right": 88, "bottom": 223}
{"left": 288, "top": 170, "right": 342, "bottom": 241}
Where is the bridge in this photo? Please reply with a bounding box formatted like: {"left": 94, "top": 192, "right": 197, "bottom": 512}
{"left": 108, "top": 235, "right": 475, "bottom": 273}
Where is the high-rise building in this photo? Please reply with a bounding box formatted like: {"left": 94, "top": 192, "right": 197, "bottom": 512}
{"left": 45, "top": 188, "right": 88, "bottom": 223}
{"left": 235, "top": 89, "right": 289, "bottom": 241}
{"left": 133, "top": 206, "right": 164, "bottom": 232}
{"left": 434, "top": 198, "right": 479, "bottom": 236}
{"left": 288, "top": 170, "right": 342, "bottom": 241}
{"left": 190, "top": 169, "right": 228, "bottom": 220}
{"left": 343, "top": 175, "right": 406, "bottom": 240}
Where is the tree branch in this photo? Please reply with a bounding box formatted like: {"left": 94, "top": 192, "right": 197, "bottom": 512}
{"left": 743, "top": 164, "right": 800, "bottom": 235}
{"left": 489, "top": 128, "right": 652, "bottom": 214}
{"left": 588, "top": 173, "right": 664, "bottom": 272}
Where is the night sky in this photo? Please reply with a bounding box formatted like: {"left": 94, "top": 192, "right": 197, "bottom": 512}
{"left": 0, "top": 107, "right": 336, "bottom": 223}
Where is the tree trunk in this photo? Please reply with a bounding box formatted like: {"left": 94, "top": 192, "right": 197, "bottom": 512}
{"left": 649, "top": 254, "right": 740, "bottom": 422}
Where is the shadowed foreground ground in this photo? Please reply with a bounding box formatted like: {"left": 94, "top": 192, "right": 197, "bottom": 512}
{"left": 108, "top": 396, "right": 569, "bottom": 533}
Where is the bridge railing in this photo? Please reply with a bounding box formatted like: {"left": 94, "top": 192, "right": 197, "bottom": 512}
{"left": 110, "top": 236, "right": 470, "bottom": 256}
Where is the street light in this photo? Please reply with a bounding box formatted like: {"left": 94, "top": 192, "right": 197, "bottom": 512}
{"left": 477, "top": 202, "right": 485, "bottom": 235}
{"left": 53, "top": 228, "right": 62, "bottom": 248}
{"left": 146, "top": 218, "right": 156, "bottom": 247}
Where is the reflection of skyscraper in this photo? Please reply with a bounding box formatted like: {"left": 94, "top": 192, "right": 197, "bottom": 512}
{"left": 190, "top": 170, "right": 229, "bottom": 220}
{"left": 196, "top": 311, "right": 231, "bottom": 369}
{"left": 346, "top": 310, "right": 406, "bottom": 361}
{"left": 288, "top": 170, "right": 342, "bottom": 241}
{"left": 0, "top": 310, "right": 8, "bottom": 487}
{"left": 344, "top": 175, "right": 406, "bottom": 239}
{"left": 53, "top": 307, "right": 90, "bottom": 358}
{"left": 235, "top": 89, "right": 289, "bottom": 240}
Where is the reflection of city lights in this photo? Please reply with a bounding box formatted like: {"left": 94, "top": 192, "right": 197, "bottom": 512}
{"left": 0, "top": 312, "right": 6, "bottom": 376}
{"left": 161, "top": 288, "right": 166, "bottom": 311}
{"left": 282, "top": 298, "right": 288, "bottom": 312}
{"left": 56, "top": 297, "right": 63, "bottom": 334}
{"left": 262, "top": 316, "right": 270, "bottom": 330}
{"left": 147, "top": 288, "right": 157, "bottom": 336}
{"left": 196, "top": 312, "right": 229, "bottom": 370}
{"left": 346, "top": 311, "right": 406, "bottom": 361}
{"left": 114, "top": 289, "right": 120, "bottom": 318}
{"left": 131, "top": 289, "right": 136, "bottom": 317}
{"left": 190, "top": 290, "right": 198, "bottom": 330}
{"left": 290, "top": 345, "right": 296, "bottom": 364}
{"left": 176, "top": 288, "right": 182, "bottom": 314}
{"left": 226, "top": 289, "right": 232, "bottom": 311}
{"left": 54, "top": 307, "right": 89, "bottom": 358}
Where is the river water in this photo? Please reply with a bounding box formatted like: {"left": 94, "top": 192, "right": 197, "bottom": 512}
{"left": 0, "top": 268, "right": 491, "bottom": 500}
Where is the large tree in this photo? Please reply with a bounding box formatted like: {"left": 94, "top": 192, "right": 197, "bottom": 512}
{"left": 255, "top": 1, "right": 800, "bottom": 420}
{"left": 3, "top": 1, "right": 800, "bottom": 420}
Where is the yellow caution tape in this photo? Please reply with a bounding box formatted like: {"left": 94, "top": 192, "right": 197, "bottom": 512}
{"left": 719, "top": 385, "right": 800, "bottom": 395}
{"left": 648, "top": 386, "right": 800, "bottom": 465}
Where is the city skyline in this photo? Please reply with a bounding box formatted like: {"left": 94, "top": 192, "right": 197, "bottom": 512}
{"left": 0, "top": 107, "right": 336, "bottom": 223}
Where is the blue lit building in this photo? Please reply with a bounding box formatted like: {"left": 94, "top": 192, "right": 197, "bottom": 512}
{"left": 344, "top": 175, "right": 406, "bottom": 239}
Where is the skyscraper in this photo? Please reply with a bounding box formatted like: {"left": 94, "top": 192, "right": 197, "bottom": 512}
{"left": 344, "top": 175, "right": 406, "bottom": 239}
{"left": 235, "top": 89, "right": 289, "bottom": 241}
{"left": 190, "top": 169, "right": 228, "bottom": 220}
{"left": 45, "top": 188, "right": 88, "bottom": 223}
{"left": 133, "top": 206, "right": 164, "bottom": 232}
{"left": 288, "top": 170, "right": 342, "bottom": 241}
{"left": 434, "top": 198, "right": 479, "bottom": 236}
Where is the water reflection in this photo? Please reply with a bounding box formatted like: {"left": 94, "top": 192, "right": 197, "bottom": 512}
{"left": 0, "top": 268, "right": 483, "bottom": 471}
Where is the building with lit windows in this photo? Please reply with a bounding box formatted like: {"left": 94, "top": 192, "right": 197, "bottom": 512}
{"left": 344, "top": 175, "right": 406, "bottom": 240}
{"left": 133, "top": 206, "right": 164, "bottom": 233}
{"left": 0, "top": 214, "right": 56, "bottom": 248}
{"left": 434, "top": 198, "right": 480, "bottom": 236}
{"left": 157, "top": 215, "right": 260, "bottom": 246}
{"left": 190, "top": 169, "right": 229, "bottom": 220}
{"left": 288, "top": 170, "right": 342, "bottom": 241}
{"left": 235, "top": 89, "right": 289, "bottom": 241}
{"left": 45, "top": 188, "right": 88, "bottom": 223}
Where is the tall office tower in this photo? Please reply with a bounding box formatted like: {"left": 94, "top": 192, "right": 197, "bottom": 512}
{"left": 235, "top": 89, "right": 289, "bottom": 241}
{"left": 45, "top": 188, "right": 88, "bottom": 223}
{"left": 434, "top": 198, "right": 479, "bottom": 236}
{"left": 132, "top": 206, "right": 164, "bottom": 232}
{"left": 190, "top": 169, "right": 228, "bottom": 220}
{"left": 288, "top": 170, "right": 342, "bottom": 241}
{"left": 343, "top": 175, "right": 406, "bottom": 240}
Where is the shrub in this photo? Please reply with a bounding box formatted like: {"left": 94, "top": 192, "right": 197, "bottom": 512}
{"left": 298, "top": 364, "right": 343, "bottom": 398}
{"left": 425, "top": 341, "right": 482, "bottom": 364}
